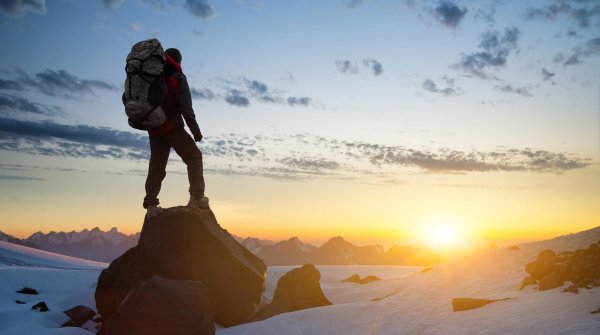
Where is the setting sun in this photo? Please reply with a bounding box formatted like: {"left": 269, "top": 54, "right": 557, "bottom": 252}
{"left": 429, "top": 225, "right": 459, "bottom": 246}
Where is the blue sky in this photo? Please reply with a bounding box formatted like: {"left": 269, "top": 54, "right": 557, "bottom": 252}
{"left": 0, "top": 0, "right": 598, "bottom": 246}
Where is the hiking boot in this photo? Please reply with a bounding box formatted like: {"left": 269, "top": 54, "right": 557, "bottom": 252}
{"left": 187, "top": 195, "right": 209, "bottom": 208}
{"left": 146, "top": 205, "right": 163, "bottom": 217}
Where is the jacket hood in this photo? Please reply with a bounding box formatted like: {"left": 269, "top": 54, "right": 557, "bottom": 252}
{"left": 165, "top": 54, "right": 182, "bottom": 73}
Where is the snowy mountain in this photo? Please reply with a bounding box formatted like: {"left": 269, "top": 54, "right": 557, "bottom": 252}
{"left": 20, "top": 227, "right": 139, "bottom": 262}
{"left": 257, "top": 237, "right": 318, "bottom": 265}
{"left": 220, "top": 226, "right": 600, "bottom": 335}
{"left": 253, "top": 236, "right": 444, "bottom": 266}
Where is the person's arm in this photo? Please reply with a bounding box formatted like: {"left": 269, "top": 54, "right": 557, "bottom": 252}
{"left": 176, "top": 73, "right": 203, "bottom": 141}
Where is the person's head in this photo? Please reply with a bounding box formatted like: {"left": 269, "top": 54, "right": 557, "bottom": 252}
{"left": 165, "top": 48, "right": 182, "bottom": 64}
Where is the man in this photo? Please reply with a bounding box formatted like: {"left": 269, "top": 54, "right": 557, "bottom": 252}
{"left": 143, "top": 48, "right": 208, "bottom": 216}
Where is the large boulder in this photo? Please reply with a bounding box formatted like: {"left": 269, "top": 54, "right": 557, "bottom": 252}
{"left": 98, "top": 276, "right": 214, "bottom": 335}
{"left": 95, "top": 207, "right": 266, "bottom": 327}
{"left": 254, "top": 264, "right": 332, "bottom": 320}
{"left": 525, "top": 249, "right": 560, "bottom": 280}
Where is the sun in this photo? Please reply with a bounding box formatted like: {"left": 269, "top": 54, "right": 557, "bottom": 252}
{"left": 429, "top": 225, "right": 459, "bottom": 246}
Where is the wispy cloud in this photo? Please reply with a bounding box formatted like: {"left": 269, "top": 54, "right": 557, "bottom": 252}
{"left": 185, "top": 0, "right": 215, "bottom": 20}
{"left": 225, "top": 89, "right": 250, "bottom": 108}
{"left": 456, "top": 27, "right": 520, "bottom": 79}
{"left": 422, "top": 77, "right": 462, "bottom": 96}
{"left": 0, "top": 118, "right": 591, "bottom": 180}
{"left": 0, "top": 175, "right": 43, "bottom": 181}
{"left": 0, "top": 94, "right": 64, "bottom": 117}
{"left": 100, "top": 0, "right": 124, "bottom": 10}
{"left": 562, "top": 37, "right": 600, "bottom": 66}
{"left": 495, "top": 83, "right": 533, "bottom": 97}
{"left": 0, "top": 68, "right": 117, "bottom": 99}
{"left": 336, "top": 58, "right": 384, "bottom": 76}
{"left": 335, "top": 59, "right": 359, "bottom": 74}
{"left": 525, "top": 1, "right": 600, "bottom": 28}
{"left": 343, "top": 0, "right": 363, "bottom": 9}
{"left": 362, "top": 59, "right": 384, "bottom": 76}
{"left": 432, "top": 1, "right": 468, "bottom": 29}
{"left": 0, "top": 0, "right": 46, "bottom": 17}
{"left": 542, "top": 68, "right": 555, "bottom": 81}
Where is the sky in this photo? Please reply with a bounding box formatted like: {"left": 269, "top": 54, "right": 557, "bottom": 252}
{"left": 0, "top": 0, "right": 598, "bottom": 249}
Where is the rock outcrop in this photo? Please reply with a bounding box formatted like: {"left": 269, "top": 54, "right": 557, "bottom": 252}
{"left": 340, "top": 274, "right": 381, "bottom": 284}
{"left": 451, "top": 297, "right": 512, "bottom": 312}
{"left": 253, "top": 264, "right": 331, "bottom": 320}
{"left": 95, "top": 206, "right": 266, "bottom": 327}
{"left": 98, "top": 276, "right": 214, "bottom": 335}
{"left": 61, "top": 305, "right": 96, "bottom": 328}
{"left": 520, "top": 242, "right": 600, "bottom": 292}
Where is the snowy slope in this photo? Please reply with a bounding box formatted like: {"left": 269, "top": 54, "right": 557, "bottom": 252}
{"left": 0, "top": 241, "right": 107, "bottom": 269}
{"left": 0, "top": 241, "right": 106, "bottom": 335}
{"left": 219, "top": 227, "right": 600, "bottom": 335}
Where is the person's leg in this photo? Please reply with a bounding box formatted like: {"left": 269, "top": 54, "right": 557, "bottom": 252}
{"left": 169, "top": 128, "right": 205, "bottom": 199}
{"left": 143, "top": 135, "right": 171, "bottom": 208}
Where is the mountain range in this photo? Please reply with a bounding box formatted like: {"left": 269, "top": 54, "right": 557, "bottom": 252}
{"left": 1, "top": 229, "right": 444, "bottom": 266}
{"left": 239, "top": 235, "right": 445, "bottom": 266}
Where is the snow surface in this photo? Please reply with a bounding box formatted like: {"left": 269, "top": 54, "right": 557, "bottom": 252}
{"left": 0, "top": 241, "right": 107, "bottom": 334}
{"left": 1, "top": 228, "right": 600, "bottom": 334}
{"left": 219, "top": 227, "right": 600, "bottom": 335}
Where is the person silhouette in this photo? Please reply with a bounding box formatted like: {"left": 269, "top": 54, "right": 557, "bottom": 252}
{"left": 143, "top": 48, "right": 208, "bottom": 216}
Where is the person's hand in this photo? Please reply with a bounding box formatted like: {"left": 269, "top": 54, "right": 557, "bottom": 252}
{"left": 194, "top": 133, "right": 203, "bottom": 142}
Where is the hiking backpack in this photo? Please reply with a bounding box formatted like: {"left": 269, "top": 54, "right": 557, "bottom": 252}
{"left": 123, "top": 38, "right": 168, "bottom": 130}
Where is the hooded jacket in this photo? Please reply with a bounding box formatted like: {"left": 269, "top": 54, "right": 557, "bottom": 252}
{"left": 148, "top": 55, "right": 201, "bottom": 138}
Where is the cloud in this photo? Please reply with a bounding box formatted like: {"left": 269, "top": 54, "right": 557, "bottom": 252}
{"left": 279, "top": 157, "right": 340, "bottom": 172}
{"left": 0, "top": 175, "right": 43, "bottom": 181}
{"left": 245, "top": 79, "right": 268, "bottom": 95}
{"left": 335, "top": 59, "right": 359, "bottom": 74}
{"left": 421, "top": 78, "right": 461, "bottom": 96}
{"left": 542, "top": 68, "right": 555, "bottom": 81}
{"left": 562, "top": 37, "right": 600, "bottom": 66}
{"left": 0, "top": 94, "right": 64, "bottom": 117}
{"left": 190, "top": 87, "right": 216, "bottom": 100}
{"left": 343, "top": 0, "right": 363, "bottom": 9}
{"left": 0, "top": 117, "right": 147, "bottom": 149}
{"left": 456, "top": 27, "right": 520, "bottom": 79}
{"left": 185, "top": 0, "right": 215, "bottom": 20}
{"left": 495, "top": 83, "right": 533, "bottom": 97}
{"left": 525, "top": 1, "right": 600, "bottom": 28}
{"left": 362, "top": 59, "right": 384, "bottom": 76}
{"left": 0, "top": 68, "right": 118, "bottom": 99}
{"left": 0, "top": 117, "right": 148, "bottom": 160}
{"left": 225, "top": 90, "right": 250, "bottom": 107}
{"left": 432, "top": 1, "right": 467, "bottom": 28}
{"left": 0, "top": 0, "right": 46, "bottom": 17}
{"left": 99, "top": 0, "right": 124, "bottom": 9}
{"left": 287, "top": 96, "right": 311, "bottom": 107}
{"left": 0, "top": 121, "right": 590, "bottom": 179}
{"left": 130, "top": 22, "right": 144, "bottom": 31}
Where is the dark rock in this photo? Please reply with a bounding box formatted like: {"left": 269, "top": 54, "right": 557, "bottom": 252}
{"left": 341, "top": 274, "right": 381, "bottom": 284}
{"left": 61, "top": 305, "right": 96, "bottom": 328}
{"left": 591, "top": 307, "right": 600, "bottom": 314}
{"left": 508, "top": 245, "right": 520, "bottom": 251}
{"left": 14, "top": 300, "right": 26, "bottom": 304}
{"left": 451, "top": 297, "right": 511, "bottom": 312}
{"left": 95, "top": 207, "right": 266, "bottom": 327}
{"left": 421, "top": 267, "right": 433, "bottom": 273}
{"left": 539, "top": 271, "right": 564, "bottom": 291}
{"left": 519, "top": 275, "right": 537, "bottom": 290}
{"left": 31, "top": 302, "right": 49, "bottom": 312}
{"left": 525, "top": 249, "right": 560, "bottom": 280}
{"left": 253, "top": 264, "right": 332, "bottom": 320}
{"left": 98, "top": 276, "right": 214, "bottom": 335}
{"left": 16, "top": 287, "right": 38, "bottom": 295}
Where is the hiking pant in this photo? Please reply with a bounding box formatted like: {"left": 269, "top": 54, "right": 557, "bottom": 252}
{"left": 143, "top": 127, "right": 205, "bottom": 208}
